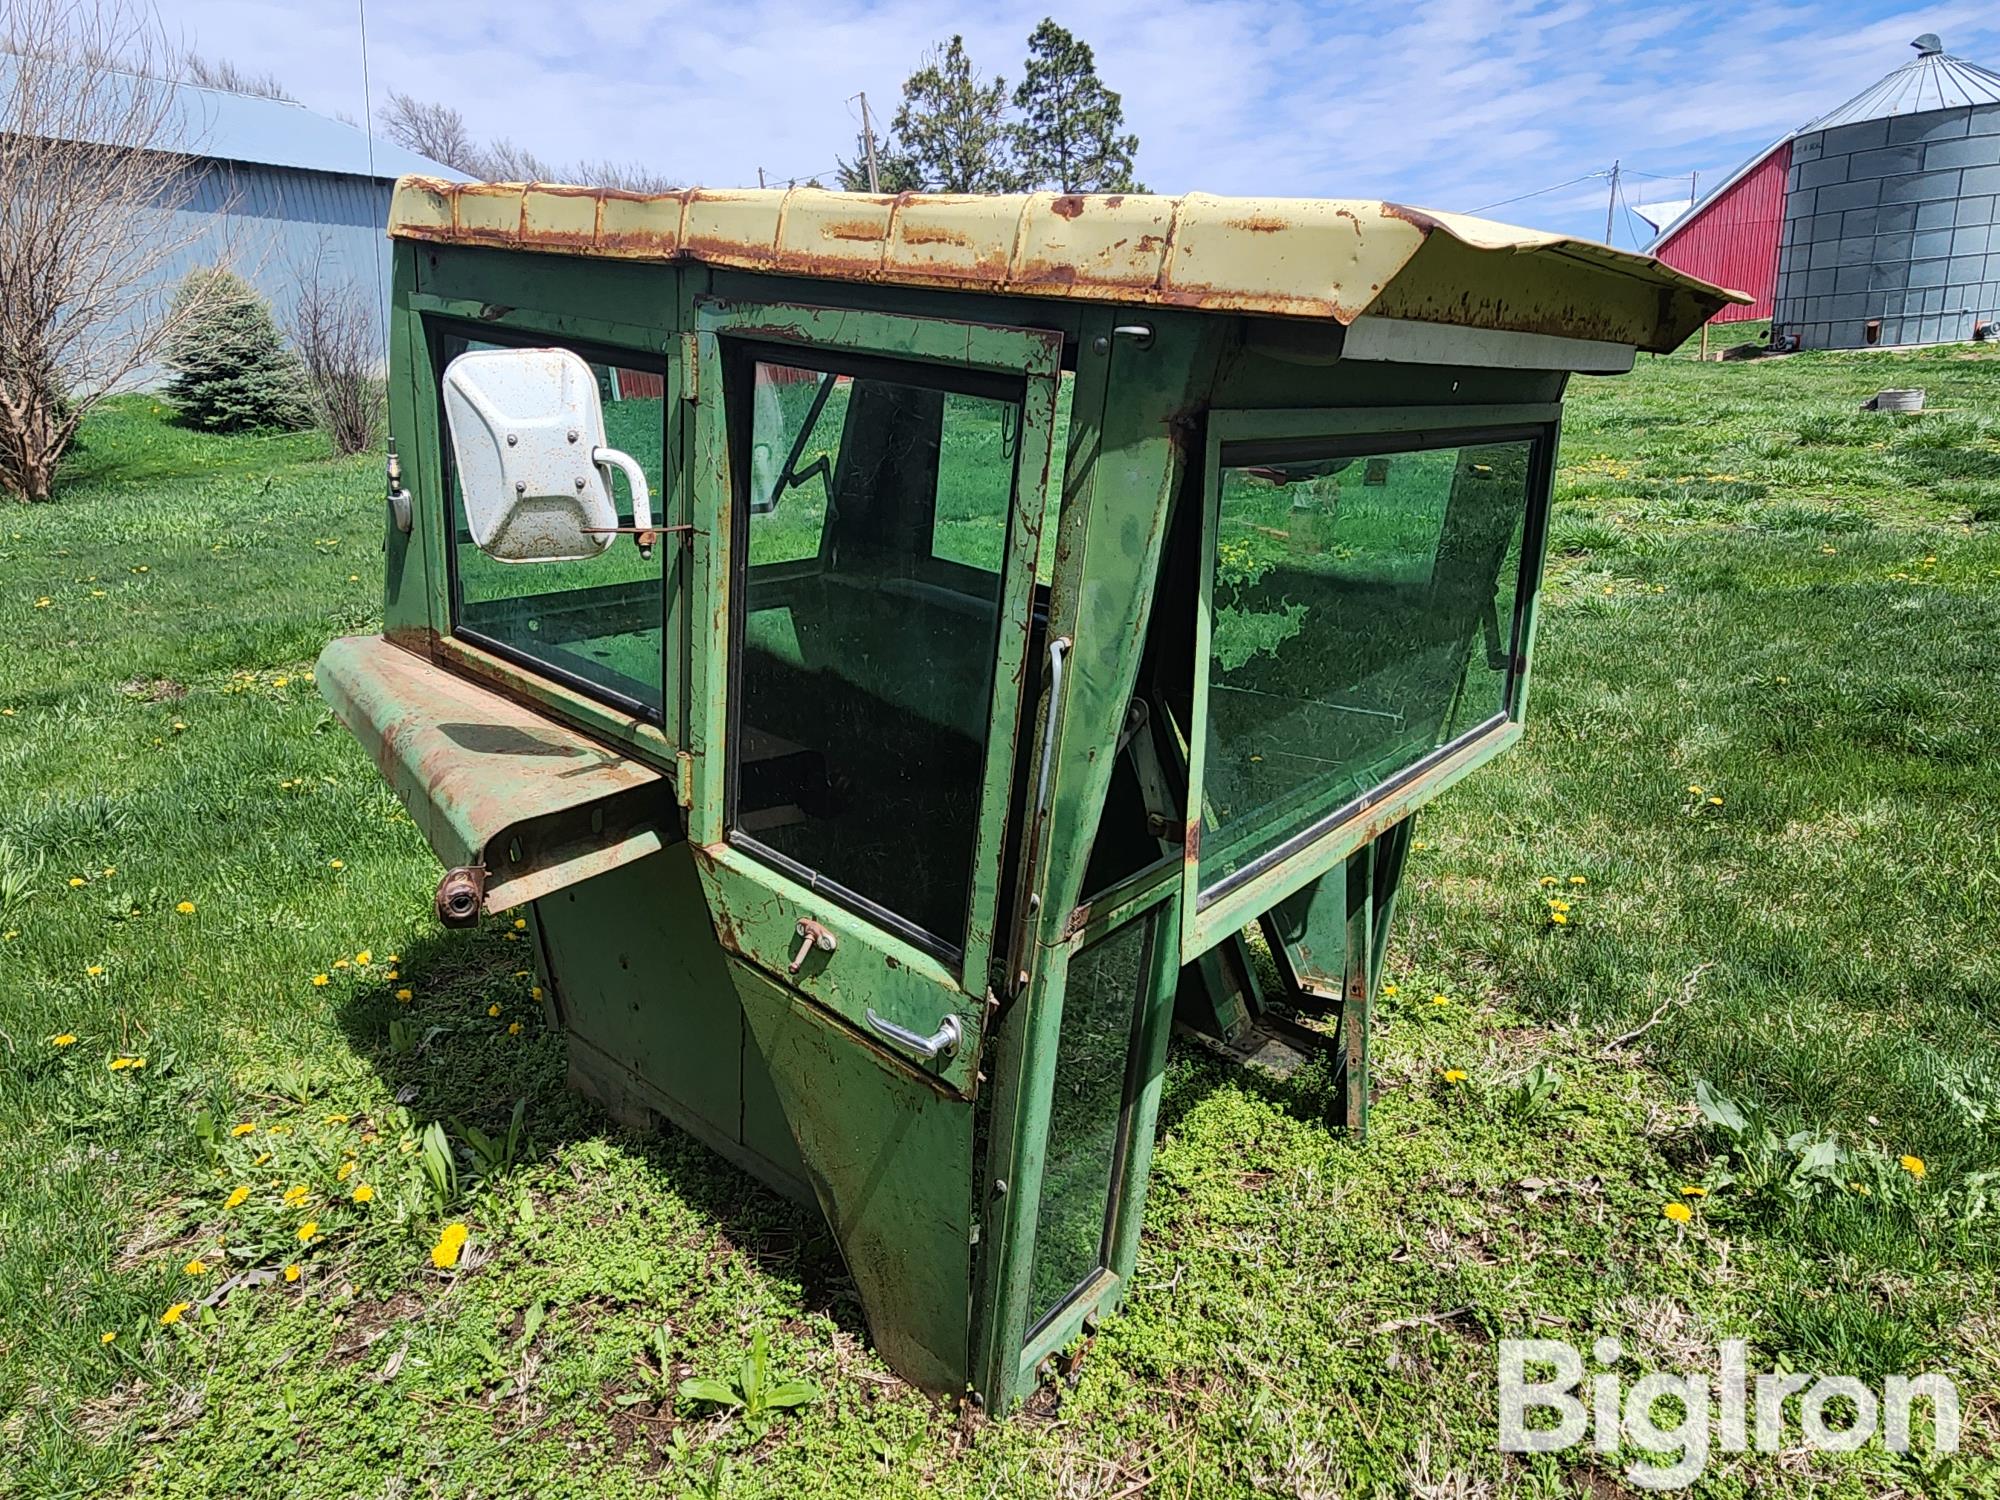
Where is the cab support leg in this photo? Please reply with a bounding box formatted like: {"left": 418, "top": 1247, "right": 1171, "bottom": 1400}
{"left": 1342, "top": 843, "right": 1375, "bottom": 1139}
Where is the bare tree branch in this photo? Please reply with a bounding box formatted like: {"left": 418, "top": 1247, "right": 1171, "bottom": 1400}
{"left": 0, "top": 0, "right": 244, "bottom": 500}
{"left": 286, "top": 238, "right": 382, "bottom": 456}
{"left": 180, "top": 50, "right": 292, "bottom": 100}
{"left": 380, "top": 90, "right": 678, "bottom": 191}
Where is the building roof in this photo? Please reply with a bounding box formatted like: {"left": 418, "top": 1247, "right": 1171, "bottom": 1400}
{"left": 1646, "top": 138, "right": 1787, "bottom": 254}
{"left": 1802, "top": 35, "right": 2000, "bottom": 131}
{"left": 388, "top": 179, "right": 1744, "bottom": 354}
{"left": 0, "top": 51, "right": 462, "bottom": 180}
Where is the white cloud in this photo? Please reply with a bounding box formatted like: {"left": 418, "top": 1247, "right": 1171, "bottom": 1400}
{"left": 158, "top": 0, "right": 2000, "bottom": 242}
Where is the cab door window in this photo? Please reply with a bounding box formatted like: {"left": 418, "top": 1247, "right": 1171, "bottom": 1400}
{"left": 727, "top": 348, "right": 1021, "bottom": 957}
{"left": 436, "top": 327, "right": 668, "bottom": 720}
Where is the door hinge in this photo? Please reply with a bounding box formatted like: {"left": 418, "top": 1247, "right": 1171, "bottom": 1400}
{"left": 676, "top": 750, "right": 695, "bottom": 809}
{"left": 681, "top": 331, "right": 699, "bottom": 399}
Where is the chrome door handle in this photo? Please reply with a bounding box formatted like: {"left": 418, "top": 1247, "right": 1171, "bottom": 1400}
{"left": 1035, "top": 636, "right": 1070, "bottom": 817}
{"left": 863, "top": 1008, "right": 963, "bottom": 1060}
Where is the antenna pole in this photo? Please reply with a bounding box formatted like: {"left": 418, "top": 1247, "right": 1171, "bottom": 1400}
{"left": 1605, "top": 159, "right": 1619, "bottom": 244}
{"left": 757, "top": 166, "right": 766, "bottom": 189}
{"left": 859, "top": 91, "right": 882, "bottom": 193}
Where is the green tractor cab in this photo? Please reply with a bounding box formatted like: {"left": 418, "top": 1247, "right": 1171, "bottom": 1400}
{"left": 319, "top": 181, "right": 1739, "bottom": 1410}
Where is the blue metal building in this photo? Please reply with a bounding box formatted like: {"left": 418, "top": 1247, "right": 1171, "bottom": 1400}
{"left": 2, "top": 55, "right": 463, "bottom": 369}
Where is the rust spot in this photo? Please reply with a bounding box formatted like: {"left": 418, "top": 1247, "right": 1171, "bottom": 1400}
{"left": 1102, "top": 195, "right": 1125, "bottom": 210}
{"left": 1378, "top": 200, "right": 1445, "bottom": 236}
{"left": 900, "top": 224, "right": 972, "bottom": 248}
{"left": 821, "top": 219, "right": 887, "bottom": 243}
{"left": 1229, "top": 216, "right": 1287, "bottom": 234}
{"left": 1050, "top": 195, "right": 1085, "bottom": 220}
{"left": 1185, "top": 820, "right": 1202, "bottom": 860}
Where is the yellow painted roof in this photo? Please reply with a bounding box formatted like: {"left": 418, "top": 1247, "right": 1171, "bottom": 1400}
{"left": 388, "top": 179, "right": 1748, "bottom": 354}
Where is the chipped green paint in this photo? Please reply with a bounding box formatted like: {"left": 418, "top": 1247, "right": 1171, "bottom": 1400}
{"left": 323, "top": 200, "right": 1737, "bottom": 1413}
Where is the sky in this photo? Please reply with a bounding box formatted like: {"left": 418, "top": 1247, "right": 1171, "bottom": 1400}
{"left": 151, "top": 0, "right": 2000, "bottom": 247}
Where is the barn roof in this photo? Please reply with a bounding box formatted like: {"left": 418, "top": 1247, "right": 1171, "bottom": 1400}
{"left": 1802, "top": 35, "right": 2000, "bottom": 131}
{"left": 388, "top": 179, "right": 1745, "bottom": 354}
{"left": 0, "top": 52, "right": 462, "bottom": 181}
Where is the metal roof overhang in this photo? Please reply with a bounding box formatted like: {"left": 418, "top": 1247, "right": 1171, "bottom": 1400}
{"left": 388, "top": 180, "right": 1747, "bottom": 354}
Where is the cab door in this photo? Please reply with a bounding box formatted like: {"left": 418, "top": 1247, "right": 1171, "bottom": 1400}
{"left": 685, "top": 298, "right": 1063, "bottom": 1094}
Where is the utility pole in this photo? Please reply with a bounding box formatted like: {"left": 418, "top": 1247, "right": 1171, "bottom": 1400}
{"left": 859, "top": 90, "right": 882, "bottom": 193}
{"left": 1604, "top": 159, "right": 1619, "bottom": 245}
{"left": 757, "top": 166, "right": 766, "bottom": 189}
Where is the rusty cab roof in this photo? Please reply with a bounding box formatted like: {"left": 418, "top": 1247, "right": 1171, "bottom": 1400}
{"left": 387, "top": 180, "right": 1748, "bottom": 355}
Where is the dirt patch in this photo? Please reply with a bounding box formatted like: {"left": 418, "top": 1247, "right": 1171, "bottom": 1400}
{"left": 121, "top": 678, "right": 187, "bottom": 701}
{"left": 329, "top": 1289, "right": 424, "bottom": 1364}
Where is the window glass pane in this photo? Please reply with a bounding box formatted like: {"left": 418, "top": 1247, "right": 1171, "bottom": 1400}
{"left": 733, "top": 357, "right": 1019, "bottom": 950}
{"left": 442, "top": 333, "right": 666, "bottom": 717}
{"left": 1027, "top": 916, "right": 1149, "bottom": 1332}
{"left": 1199, "top": 439, "right": 1532, "bottom": 893}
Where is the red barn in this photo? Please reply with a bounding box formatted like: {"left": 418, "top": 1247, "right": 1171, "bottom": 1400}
{"left": 1647, "top": 140, "right": 1789, "bottom": 322}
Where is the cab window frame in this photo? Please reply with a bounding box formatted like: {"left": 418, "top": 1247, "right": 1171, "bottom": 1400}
{"left": 1180, "top": 402, "right": 1558, "bottom": 958}
{"left": 427, "top": 314, "right": 671, "bottom": 727}
{"left": 719, "top": 336, "right": 1030, "bottom": 965}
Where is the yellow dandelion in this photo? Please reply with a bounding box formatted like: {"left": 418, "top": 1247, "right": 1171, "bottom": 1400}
{"left": 1549, "top": 911, "right": 1569, "bottom": 926}
{"left": 1851, "top": 1182, "right": 1872, "bottom": 1196}
{"left": 487, "top": 1003, "right": 501, "bottom": 1018}
{"left": 1686, "top": 784, "right": 1703, "bottom": 795}
{"left": 328, "top": 859, "right": 344, "bottom": 870}
{"left": 34, "top": 596, "right": 51, "bottom": 608}
{"left": 352, "top": 1183, "right": 374, "bottom": 1204}
{"left": 297, "top": 1220, "right": 319, "bottom": 1244}
{"left": 332, "top": 959, "right": 349, "bottom": 970}
{"left": 68, "top": 876, "right": 86, "bottom": 888}
{"left": 310, "top": 974, "right": 329, "bottom": 987}
{"left": 282, "top": 1184, "right": 309, "bottom": 1207}
{"left": 101, "top": 1330, "right": 117, "bottom": 1344}
{"left": 86, "top": 964, "right": 104, "bottom": 977}
{"left": 101, "top": 867, "right": 116, "bottom": 878}
{"left": 395, "top": 987, "right": 413, "bottom": 1002}
{"left": 283, "top": 1264, "right": 301, "bottom": 1283}
{"left": 175, "top": 901, "right": 196, "bottom": 914}
{"left": 529, "top": 986, "right": 543, "bottom": 1001}
{"left": 386, "top": 970, "right": 399, "bottom": 981}
{"left": 253, "top": 1152, "right": 271, "bottom": 1166}
{"left": 355, "top": 950, "right": 372, "bottom": 966}
{"left": 1680, "top": 1185, "right": 1708, "bottom": 1198}
{"left": 1429, "top": 994, "right": 1450, "bottom": 1006}
{"left": 323, "top": 1113, "right": 349, "bottom": 1125}
{"left": 430, "top": 1222, "right": 469, "bottom": 1269}
{"left": 336, "top": 1161, "right": 355, "bottom": 1182}
{"left": 1568, "top": 875, "right": 1587, "bottom": 886}
{"left": 183, "top": 1259, "right": 208, "bottom": 1276}
{"left": 508, "top": 1021, "right": 522, "bottom": 1036}
{"left": 225, "top": 1185, "right": 250, "bottom": 1209}
{"left": 1381, "top": 984, "right": 1399, "bottom": 997}
{"left": 160, "top": 1302, "right": 190, "bottom": 1325}
{"left": 1441, "top": 1068, "right": 1468, "bottom": 1084}
{"left": 230, "top": 1122, "right": 255, "bottom": 1137}
{"left": 1662, "top": 1201, "right": 1693, "bottom": 1224}
{"left": 1538, "top": 875, "right": 1558, "bottom": 888}
{"left": 1900, "top": 1155, "right": 1926, "bottom": 1180}
{"left": 513, "top": 918, "right": 526, "bottom": 930}
{"left": 51, "top": 1033, "right": 77, "bottom": 1047}
{"left": 385, "top": 954, "right": 399, "bottom": 964}
{"left": 1707, "top": 795, "right": 1722, "bottom": 806}
{"left": 109, "top": 1056, "right": 144, "bottom": 1071}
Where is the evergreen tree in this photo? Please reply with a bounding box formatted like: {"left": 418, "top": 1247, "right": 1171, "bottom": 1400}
{"left": 1012, "top": 20, "right": 1143, "bottom": 194}
{"left": 161, "top": 268, "right": 311, "bottom": 433}
{"left": 835, "top": 127, "right": 923, "bottom": 193}
{"left": 890, "top": 37, "right": 1019, "bottom": 194}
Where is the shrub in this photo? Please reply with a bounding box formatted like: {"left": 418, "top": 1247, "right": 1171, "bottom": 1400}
{"left": 160, "top": 267, "right": 311, "bottom": 433}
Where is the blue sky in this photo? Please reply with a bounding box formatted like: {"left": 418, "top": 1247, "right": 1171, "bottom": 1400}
{"left": 161, "top": 0, "right": 2000, "bottom": 245}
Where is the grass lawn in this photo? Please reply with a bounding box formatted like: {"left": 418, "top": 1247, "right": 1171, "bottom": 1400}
{"left": 2, "top": 335, "right": 1997, "bottom": 1498}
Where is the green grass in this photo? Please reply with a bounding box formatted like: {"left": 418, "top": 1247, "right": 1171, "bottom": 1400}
{"left": 2, "top": 336, "right": 1997, "bottom": 1496}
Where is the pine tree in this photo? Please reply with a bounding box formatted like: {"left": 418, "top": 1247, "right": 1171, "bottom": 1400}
{"left": 161, "top": 268, "right": 311, "bottom": 433}
{"left": 835, "top": 128, "right": 923, "bottom": 193}
{"left": 1011, "top": 20, "right": 1143, "bottom": 194}
{"left": 890, "top": 37, "right": 1019, "bottom": 194}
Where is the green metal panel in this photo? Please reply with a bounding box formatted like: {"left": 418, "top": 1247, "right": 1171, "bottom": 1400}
{"left": 732, "top": 956, "right": 976, "bottom": 1395}
{"left": 538, "top": 848, "right": 805, "bottom": 1190}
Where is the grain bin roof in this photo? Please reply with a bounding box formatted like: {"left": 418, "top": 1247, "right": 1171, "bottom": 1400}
{"left": 1801, "top": 36, "right": 2000, "bottom": 131}
{"left": 388, "top": 179, "right": 1746, "bottom": 354}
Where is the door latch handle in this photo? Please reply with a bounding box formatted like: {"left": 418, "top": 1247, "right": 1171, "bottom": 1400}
{"left": 788, "top": 918, "right": 835, "bottom": 974}
{"left": 863, "top": 1009, "right": 963, "bottom": 1060}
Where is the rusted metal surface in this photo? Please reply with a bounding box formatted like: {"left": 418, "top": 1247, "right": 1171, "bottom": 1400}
{"left": 315, "top": 634, "right": 669, "bottom": 913}
{"left": 389, "top": 180, "right": 1746, "bottom": 353}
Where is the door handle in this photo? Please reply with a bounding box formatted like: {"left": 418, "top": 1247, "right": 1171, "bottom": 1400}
{"left": 863, "top": 1008, "right": 963, "bottom": 1061}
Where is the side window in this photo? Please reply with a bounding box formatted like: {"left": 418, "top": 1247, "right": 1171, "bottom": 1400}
{"left": 729, "top": 349, "right": 1021, "bottom": 955}
{"left": 1198, "top": 435, "right": 1535, "bottom": 893}
{"left": 437, "top": 329, "right": 667, "bottom": 719}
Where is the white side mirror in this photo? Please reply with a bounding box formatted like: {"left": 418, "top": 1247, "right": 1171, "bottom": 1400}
{"left": 440, "top": 347, "right": 655, "bottom": 562}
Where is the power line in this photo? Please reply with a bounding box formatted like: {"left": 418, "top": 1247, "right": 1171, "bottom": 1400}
{"left": 1469, "top": 169, "right": 1607, "bottom": 215}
